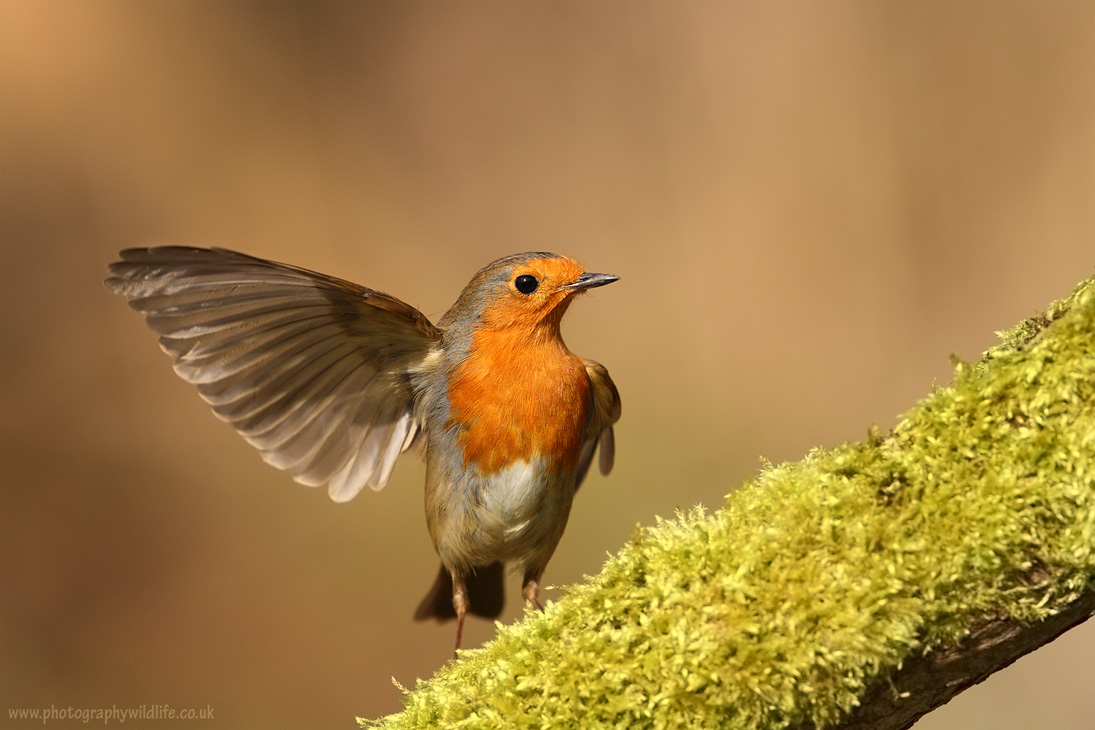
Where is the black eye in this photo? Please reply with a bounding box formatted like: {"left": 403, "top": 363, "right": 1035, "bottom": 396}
{"left": 514, "top": 274, "right": 539, "bottom": 294}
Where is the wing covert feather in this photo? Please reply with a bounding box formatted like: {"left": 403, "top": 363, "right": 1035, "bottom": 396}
{"left": 575, "top": 359, "right": 621, "bottom": 490}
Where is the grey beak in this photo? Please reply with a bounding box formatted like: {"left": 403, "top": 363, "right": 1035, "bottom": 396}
{"left": 565, "top": 272, "right": 619, "bottom": 291}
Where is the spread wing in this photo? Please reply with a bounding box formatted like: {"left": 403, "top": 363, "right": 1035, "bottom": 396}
{"left": 575, "top": 359, "right": 621, "bottom": 489}
{"left": 105, "top": 247, "right": 441, "bottom": 502}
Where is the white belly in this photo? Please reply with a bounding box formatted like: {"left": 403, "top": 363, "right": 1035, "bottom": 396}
{"left": 480, "top": 459, "right": 543, "bottom": 534}
{"left": 427, "top": 455, "right": 577, "bottom": 571}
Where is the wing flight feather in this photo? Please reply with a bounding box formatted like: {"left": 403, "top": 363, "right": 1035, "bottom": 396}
{"left": 106, "top": 247, "right": 439, "bottom": 501}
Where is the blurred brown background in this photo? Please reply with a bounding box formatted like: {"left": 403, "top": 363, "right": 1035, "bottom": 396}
{"left": 1, "top": 1, "right": 1092, "bottom": 728}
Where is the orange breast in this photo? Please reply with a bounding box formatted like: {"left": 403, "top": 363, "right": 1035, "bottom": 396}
{"left": 445, "top": 328, "right": 590, "bottom": 476}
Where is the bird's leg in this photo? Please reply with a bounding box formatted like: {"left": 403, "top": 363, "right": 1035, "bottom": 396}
{"left": 522, "top": 569, "right": 545, "bottom": 612}
{"left": 451, "top": 574, "right": 470, "bottom": 659}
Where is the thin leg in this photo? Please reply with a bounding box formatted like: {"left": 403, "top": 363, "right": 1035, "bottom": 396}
{"left": 522, "top": 570, "right": 545, "bottom": 612}
{"left": 452, "top": 574, "right": 470, "bottom": 659}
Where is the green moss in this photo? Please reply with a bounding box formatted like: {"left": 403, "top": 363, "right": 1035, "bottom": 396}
{"left": 362, "top": 277, "right": 1095, "bottom": 730}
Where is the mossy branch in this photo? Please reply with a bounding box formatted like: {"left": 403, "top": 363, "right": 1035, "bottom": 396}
{"left": 363, "top": 276, "right": 1095, "bottom": 730}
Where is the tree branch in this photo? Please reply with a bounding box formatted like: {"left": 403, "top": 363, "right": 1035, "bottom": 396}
{"left": 363, "top": 276, "right": 1095, "bottom": 730}
{"left": 832, "top": 587, "right": 1095, "bottom": 730}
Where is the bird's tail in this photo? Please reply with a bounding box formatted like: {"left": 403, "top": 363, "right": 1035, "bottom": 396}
{"left": 413, "top": 561, "right": 505, "bottom": 621}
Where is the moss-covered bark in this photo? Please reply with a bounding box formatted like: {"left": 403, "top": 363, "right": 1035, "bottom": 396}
{"left": 362, "top": 276, "right": 1095, "bottom": 730}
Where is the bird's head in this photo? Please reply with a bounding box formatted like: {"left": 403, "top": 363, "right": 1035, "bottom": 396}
{"left": 441, "top": 253, "right": 618, "bottom": 339}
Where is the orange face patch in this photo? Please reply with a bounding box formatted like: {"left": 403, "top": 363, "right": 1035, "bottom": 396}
{"left": 477, "top": 257, "right": 588, "bottom": 333}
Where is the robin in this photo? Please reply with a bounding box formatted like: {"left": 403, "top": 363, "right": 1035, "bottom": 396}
{"left": 105, "top": 247, "right": 621, "bottom": 653}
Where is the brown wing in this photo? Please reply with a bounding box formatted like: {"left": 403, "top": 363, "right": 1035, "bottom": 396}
{"left": 105, "top": 247, "right": 440, "bottom": 501}
{"left": 575, "top": 359, "right": 621, "bottom": 489}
